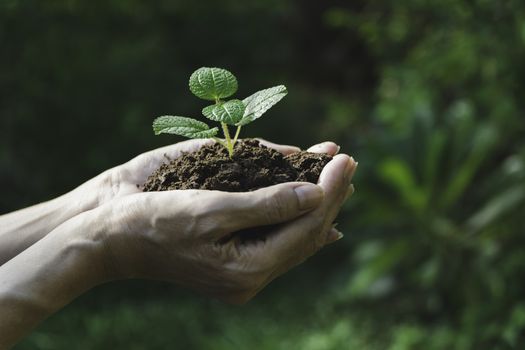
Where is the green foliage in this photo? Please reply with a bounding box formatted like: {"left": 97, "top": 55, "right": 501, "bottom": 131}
{"left": 189, "top": 67, "right": 238, "bottom": 101}
{"left": 152, "top": 116, "right": 218, "bottom": 138}
{"left": 154, "top": 67, "right": 287, "bottom": 157}
{"left": 238, "top": 85, "right": 288, "bottom": 126}
{"left": 202, "top": 99, "right": 245, "bottom": 125}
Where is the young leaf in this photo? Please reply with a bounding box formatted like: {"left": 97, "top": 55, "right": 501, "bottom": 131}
{"left": 202, "top": 99, "right": 245, "bottom": 125}
{"left": 237, "top": 85, "right": 287, "bottom": 126}
{"left": 189, "top": 67, "right": 238, "bottom": 101}
{"left": 152, "top": 116, "right": 218, "bottom": 138}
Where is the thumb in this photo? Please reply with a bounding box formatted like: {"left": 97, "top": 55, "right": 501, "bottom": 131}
{"left": 216, "top": 182, "right": 324, "bottom": 234}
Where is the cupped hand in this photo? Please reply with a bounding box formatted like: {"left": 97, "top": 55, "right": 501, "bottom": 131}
{"left": 93, "top": 141, "right": 356, "bottom": 304}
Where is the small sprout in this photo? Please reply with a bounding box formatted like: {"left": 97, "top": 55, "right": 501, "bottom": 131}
{"left": 152, "top": 67, "right": 287, "bottom": 157}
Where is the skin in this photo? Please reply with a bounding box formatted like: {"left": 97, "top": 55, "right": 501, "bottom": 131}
{"left": 0, "top": 139, "right": 356, "bottom": 348}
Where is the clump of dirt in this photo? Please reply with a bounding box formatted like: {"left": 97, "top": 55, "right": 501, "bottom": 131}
{"left": 142, "top": 139, "right": 331, "bottom": 192}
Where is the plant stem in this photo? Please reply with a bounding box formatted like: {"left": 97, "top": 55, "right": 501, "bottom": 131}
{"left": 232, "top": 125, "right": 242, "bottom": 146}
{"left": 214, "top": 97, "right": 234, "bottom": 157}
{"left": 221, "top": 122, "right": 234, "bottom": 157}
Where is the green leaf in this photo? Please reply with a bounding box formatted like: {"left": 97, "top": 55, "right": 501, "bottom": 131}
{"left": 152, "top": 116, "right": 218, "bottom": 138}
{"left": 345, "top": 240, "right": 409, "bottom": 297}
{"left": 189, "top": 67, "right": 238, "bottom": 101}
{"left": 202, "top": 99, "right": 245, "bottom": 125}
{"left": 466, "top": 185, "right": 525, "bottom": 234}
{"left": 237, "top": 85, "right": 287, "bottom": 126}
{"left": 439, "top": 123, "right": 499, "bottom": 209}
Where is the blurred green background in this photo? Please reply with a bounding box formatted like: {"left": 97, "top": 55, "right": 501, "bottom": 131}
{"left": 2, "top": 0, "right": 525, "bottom": 349}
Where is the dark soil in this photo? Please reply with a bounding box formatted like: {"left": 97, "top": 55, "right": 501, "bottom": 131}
{"left": 142, "top": 139, "right": 331, "bottom": 192}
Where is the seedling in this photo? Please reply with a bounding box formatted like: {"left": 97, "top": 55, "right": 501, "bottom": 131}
{"left": 152, "top": 67, "right": 287, "bottom": 157}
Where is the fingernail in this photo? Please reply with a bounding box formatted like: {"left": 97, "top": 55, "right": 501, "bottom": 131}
{"left": 294, "top": 184, "right": 324, "bottom": 211}
{"left": 336, "top": 145, "right": 341, "bottom": 154}
{"left": 327, "top": 226, "right": 344, "bottom": 244}
{"left": 344, "top": 184, "right": 355, "bottom": 201}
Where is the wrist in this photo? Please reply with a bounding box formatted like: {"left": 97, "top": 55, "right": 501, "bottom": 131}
{"left": 25, "top": 207, "right": 114, "bottom": 291}
{"left": 0, "top": 169, "right": 116, "bottom": 265}
{"left": 0, "top": 210, "right": 110, "bottom": 347}
{"left": 64, "top": 206, "right": 116, "bottom": 285}
{"left": 89, "top": 196, "right": 148, "bottom": 281}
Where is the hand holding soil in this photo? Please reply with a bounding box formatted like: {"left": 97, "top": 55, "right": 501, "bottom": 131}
{"left": 96, "top": 139, "right": 356, "bottom": 303}
{"left": 0, "top": 139, "right": 356, "bottom": 347}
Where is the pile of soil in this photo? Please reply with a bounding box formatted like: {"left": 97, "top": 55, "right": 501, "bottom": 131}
{"left": 142, "top": 139, "right": 331, "bottom": 192}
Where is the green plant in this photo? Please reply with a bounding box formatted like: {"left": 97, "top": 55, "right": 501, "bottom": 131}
{"left": 152, "top": 67, "right": 287, "bottom": 157}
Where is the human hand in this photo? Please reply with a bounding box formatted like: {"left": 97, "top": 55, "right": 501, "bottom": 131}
{"left": 0, "top": 136, "right": 343, "bottom": 266}
{"left": 91, "top": 143, "right": 356, "bottom": 304}
{"left": 0, "top": 139, "right": 353, "bottom": 348}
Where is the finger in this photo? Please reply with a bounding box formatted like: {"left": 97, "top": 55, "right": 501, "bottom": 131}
{"left": 251, "top": 213, "right": 323, "bottom": 277}
{"left": 182, "top": 182, "right": 324, "bottom": 237}
{"left": 251, "top": 213, "right": 342, "bottom": 279}
{"left": 307, "top": 141, "right": 340, "bottom": 156}
{"left": 319, "top": 155, "right": 357, "bottom": 191}
{"left": 256, "top": 138, "right": 301, "bottom": 155}
{"left": 254, "top": 155, "right": 355, "bottom": 259}
{"left": 273, "top": 155, "right": 354, "bottom": 230}
{"left": 317, "top": 154, "right": 356, "bottom": 207}
{"left": 316, "top": 154, "right": 357, "bottom": 232}
{"left": 244, "top": 156, "right": 357, "bottom": 278}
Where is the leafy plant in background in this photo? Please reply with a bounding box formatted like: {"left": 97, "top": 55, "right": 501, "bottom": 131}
{"left": 152, "top": 67, "right": 287, "bottom": 157}
{"left": 304, "top": 1, "right": 525, "bottom": 347}
{"left": 331, "top": 109, "right": 525, "bottom": 348}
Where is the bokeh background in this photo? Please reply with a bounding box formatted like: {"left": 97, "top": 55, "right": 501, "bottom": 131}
{"left": 2, "top": 0, "right": 525, "bottom": 349}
